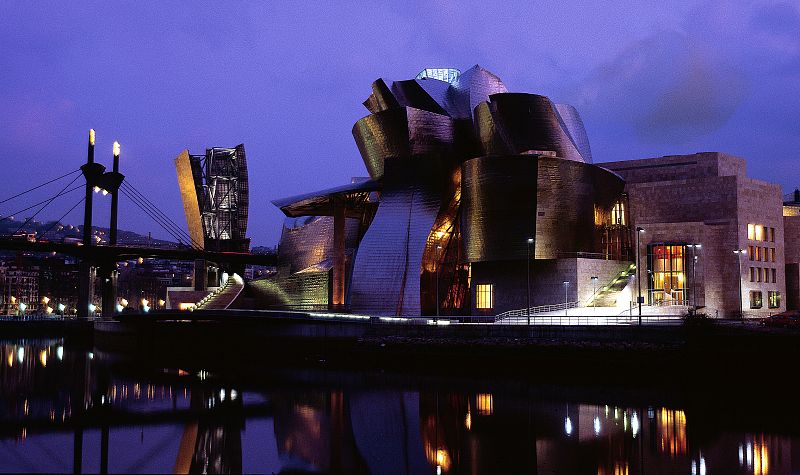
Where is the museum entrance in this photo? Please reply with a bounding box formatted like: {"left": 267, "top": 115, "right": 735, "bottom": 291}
{"left": 648, "top": 244, "right": 686, "bottom": 305}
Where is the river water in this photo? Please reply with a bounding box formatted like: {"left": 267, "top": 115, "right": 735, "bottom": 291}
{"left": 1, "top": 338, "right": 796, "bottom": 474}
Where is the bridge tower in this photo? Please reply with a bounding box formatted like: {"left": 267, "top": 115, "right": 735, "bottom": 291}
{"left": 77, "top": 131, "right": 124, "bottom": 318}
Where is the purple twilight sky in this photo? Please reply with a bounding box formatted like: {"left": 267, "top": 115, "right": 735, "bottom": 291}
{"left": 1, "top": 1, "right": 799, "bottom": 246}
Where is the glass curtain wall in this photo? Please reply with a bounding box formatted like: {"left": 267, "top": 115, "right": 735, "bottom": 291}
{"left": 648, "top": 244, "right": 686, "bottom": 305}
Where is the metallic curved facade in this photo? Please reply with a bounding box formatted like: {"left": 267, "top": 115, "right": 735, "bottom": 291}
{"left": 555, "top": 103, "right": 593, "bottom": 164}
{"left": 474, "top": 94, "right": 585, "bottom": 162}
{"left": 271, "top": 64, "right": 629, "bottom": 316}
{"left": 462, "top": 156, "right": 624, "bottom": 261}
{"left": 352, "top": 107, "right": 456, "bottom": 180}
{"left": 277, "top": 215, "right": 360, "bottom": 275}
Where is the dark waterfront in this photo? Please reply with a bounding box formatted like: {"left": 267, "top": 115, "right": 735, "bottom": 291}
{"left": 2, "top": 338, "right": 799, "bottom": 474}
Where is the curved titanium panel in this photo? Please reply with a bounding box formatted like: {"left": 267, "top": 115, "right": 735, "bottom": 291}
{"left": 474, "top": 93, "right": 584, "bottom": 162}
{"left": 277, "top": 215, "right": 360, "bottom": 275}
{"left": 451, "top": 65, "right": 508, "bottom": 120}
{"left": 554, "top": 104, "right": 593, "bottom": 163}
{"left": 533, "top": 157, "right": 623, "bottom": 259}
{"left": 391, "top": 80, "right": 448, "bottom": 116}
{"left": 349, "top": 159, "right": 443, "bottom": 316}
{"left": 461, "top": 156, "right": 538, "bottom": 263}
{"left": 174, "top": 149, "right": 205, "bottom": 250}
{"left": 461, "top": 156, "right": 625, "bottom": 262}
{"left": 352, "top": 107, "right": 455, "bottom": 180}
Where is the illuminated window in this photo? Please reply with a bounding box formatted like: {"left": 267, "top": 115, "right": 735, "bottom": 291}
{"left": 748, "top": 223, "right": 755, "bottom": 240}
{"left": 475, "top": 284, "right": 493, "bottom": 309}
{"left": 750, "top": 291, "right": 763, "bottom": 309}
{"left": 611, "top": 200, "right": 626, "bottom": 225}
{"left": 476, "top": 393, "right": 493, "bottom": 415}
{"left": 749, "top": 245, "right": 755, "bottom": 261}
{"left": 755, "top": 246, "right": 761, "bottom": 261}
{"left": 755, "top": 225, "right": 764, "bottom": 241}
{"left": 649, "top": 245, "right": 686, "bottom": 304}
{"left": 768, "top": 291, "right": 781, "bottom": 309}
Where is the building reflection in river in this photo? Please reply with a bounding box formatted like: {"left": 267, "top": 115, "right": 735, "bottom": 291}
{"left": 3, "top": 339, "right": 800, "bottom": 474}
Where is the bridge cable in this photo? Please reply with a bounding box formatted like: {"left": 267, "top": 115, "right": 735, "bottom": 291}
{"left": 0, "top": 169, "right": 81, "bottom": 205}
{"left": 0, "top": 184, "right": 84, "bottom": 229}
{"left": 119, "top": 187, "right": 200, "bottom": 249}
{"left": 40, "top": 195, "right": 86, "bottom": 239}
{"left": 121, "top": 180, "right": 200, "bottom": 247}
{"left": 121, "top": 181, "right": 204, "bottom": 249}
{"left": 118, "top": 187, "right": 192, "bottom": 247}
{"left": 11, "top": 174, "right": 83, "bottom": 236}
{"left": 119, "top": 185, "right": 202, "bottom": 250}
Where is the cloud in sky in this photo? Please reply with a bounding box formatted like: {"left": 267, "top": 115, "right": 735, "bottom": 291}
{"left": 0, "top": 1, "right": 797, "bottom": 245}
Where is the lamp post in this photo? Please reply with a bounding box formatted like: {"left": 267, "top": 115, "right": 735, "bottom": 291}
{"left": 688, "top": 244, "right": 701, "bottom": 308}
{"left": 591, "top": 276, "right": 598, "bottom": 312}
{"left": 435, "top": 245, "right": 442, "bottom": 318}
{"left": 110, "top": 141, "right": 120, "bottom": 246}
{"left": 563, "top": 281, "right": 570, "bottom": 317}
{"left": 734, "top": 249, "right": 747, "bottom": 319}
{"left": 527, "top": 238, "right": 533, "bottom": 325}
{"left": 636, "top": 227, "right": 645, "bottom": 325}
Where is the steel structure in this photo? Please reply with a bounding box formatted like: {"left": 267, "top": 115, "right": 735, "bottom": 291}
{"left": 175, "top": 144, "right": 249, "bottom": 252}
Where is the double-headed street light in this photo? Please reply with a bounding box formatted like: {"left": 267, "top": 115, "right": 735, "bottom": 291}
{"left": 636, "top": 227, "right": 645, "bottom": 325}
{"left": 733, "top": 248, "right": 747, "bottom": 319}
{"left": 688, "top": 244, "right": 702, "bottom": 308}
{"left": 527, "top": 237, "right": 534, "bottom": 325}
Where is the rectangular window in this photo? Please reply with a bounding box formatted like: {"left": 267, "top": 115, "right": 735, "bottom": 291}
{"left": 750, "top": 291, "right": 763, "bottom": 309}
{"left": 758, "top": 267, "right": 763, "bottom": 282}
{"left": 770, "top": 227, "right": 775, "bottom": 242}
{"left": 755, "top": 225, "right": 764, "bottom": 241}
{"left": 755, "top": 246, "right": 760, "bottom": 261}
{"left": 475, "top": 284, "right": 493, "bottom": 309}
{"left": 750, "top": 267, "right": 755, "bottom": 282}
{"left": 771, "top": 248, "right": 776, "bottom": 263}
{"left": 748, "top": 223, "right": 755, "bottom": 240}
{"left": 768, "top": 291, "right": 781, "bottom": 309}
{"left": 749, "top": 245, "right": 755, "bottom": 261}
{"left": 772, "top": 268, "right": 777, "bottom": 283}
{"left": 763, "top": 247, "right": 768, "bottom": 262}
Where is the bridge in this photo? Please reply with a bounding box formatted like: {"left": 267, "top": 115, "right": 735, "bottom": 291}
{"left": 0, "top": 130, "right": 274, "bottom": 317}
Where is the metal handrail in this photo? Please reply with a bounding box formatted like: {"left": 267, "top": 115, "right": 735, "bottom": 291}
{"left": 495, "top": 301, "right": 580, "bottom": 319}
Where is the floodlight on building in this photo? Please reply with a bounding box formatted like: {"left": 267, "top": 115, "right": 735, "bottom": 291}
{"left": 93, "top": 186, "right": 101, "bottom": 193}
{"left": 88, "top": 303, "right": 96, "bottom": 313}
{"left": 158, "top": 299, "right": 165, "bottom": 308}
{"left": 116, "top": 304, "right": 123, "bottom": 313}
{"left": 45, "top": 306, "right": 53, "bottom": 314}
{"left": 18, "top": 303, "right": 26, "bottom": 312}
{"left": 120, "top": 298, "right": 128, "bottom": 307}
{"left": 141, "top": 299, "right": 149, "bottom": 307}
{"left": 102, "top": 189, "right": 109, "bottom": 196}
{"left": 42, "top": 296, "right": 50, "bottom": 305}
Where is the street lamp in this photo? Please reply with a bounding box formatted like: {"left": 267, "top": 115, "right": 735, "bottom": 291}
{"left": 636, "top": 227, "right": 645, "bottom": 325}
{"left": 563, "top": 281, "right": 570, "bottom": 316}
{"left": 435, "top": 245, "right": 443, "bottom": 318}
{"left": 733, "top": 249, "right": 747, "bottom": 319}
{"left": 527, "top": 238, "right": 534, "bottom": 325}
{"left": 688, "top": 244, "right": 701, "bottom": 308}
{"left": 591, "top": 276, "right": 599, "bottom": 311}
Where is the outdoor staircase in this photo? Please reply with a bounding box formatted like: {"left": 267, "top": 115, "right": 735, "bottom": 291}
{"left": 587, "top": 264, "right": 636, "bottom": 307}
{"left": 195, "top": 273, "right": 244, "bottom": 310}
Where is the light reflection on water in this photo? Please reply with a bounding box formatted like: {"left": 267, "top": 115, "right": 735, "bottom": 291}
{"left": 1, "top": 339, "right": 798, "bottom": 474}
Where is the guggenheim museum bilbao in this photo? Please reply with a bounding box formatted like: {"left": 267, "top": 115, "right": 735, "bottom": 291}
{"left": 176, "top": 65, "right": 800, "bottom": 319}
